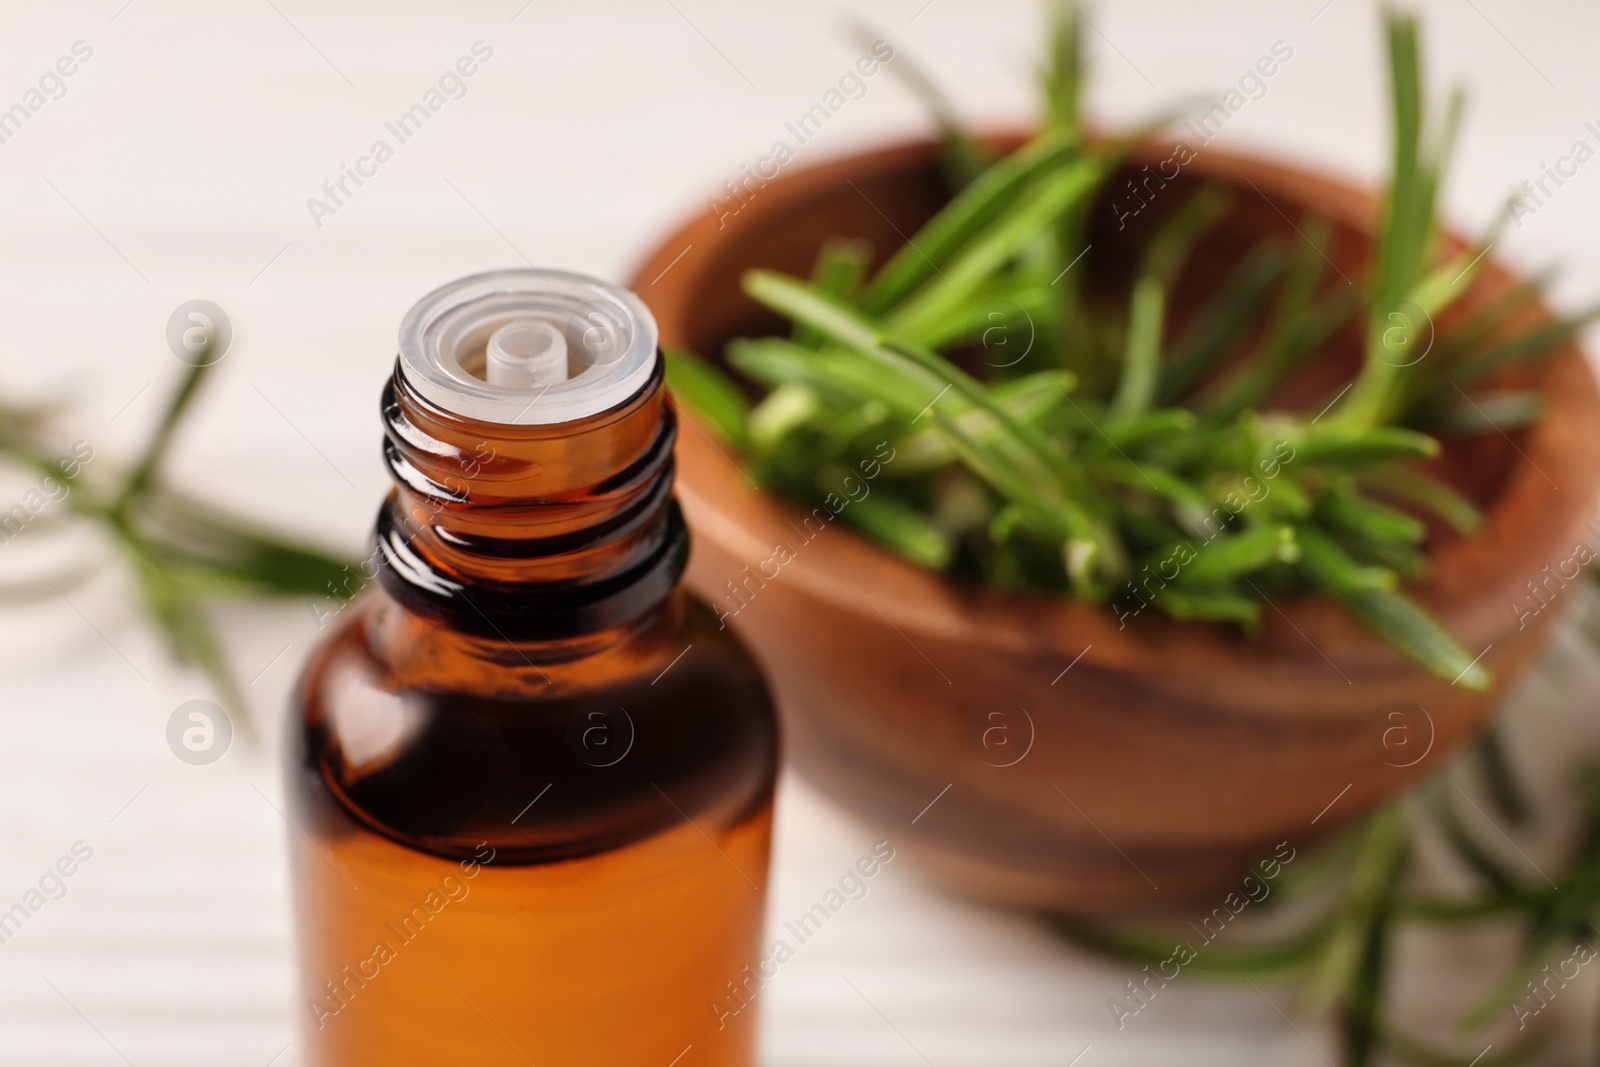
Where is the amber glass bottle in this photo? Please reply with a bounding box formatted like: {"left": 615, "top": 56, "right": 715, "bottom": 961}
{"left": 287, "top": 270, "right": 778, "bottom": 1066}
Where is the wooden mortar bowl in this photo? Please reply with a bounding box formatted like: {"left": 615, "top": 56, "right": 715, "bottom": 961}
{"left": 633, "top": 135, "right": 1600, "bottom": 915}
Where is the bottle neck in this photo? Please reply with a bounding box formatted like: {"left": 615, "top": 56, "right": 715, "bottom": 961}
{"left": 374, "top": 354, "right": 686, "bottom": 642}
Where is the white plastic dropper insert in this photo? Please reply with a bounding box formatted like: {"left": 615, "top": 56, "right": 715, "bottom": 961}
{"left": 397, "top": 268, "right": 657, "bottom": 425}
{"left": 485, "top": 319, "right": 568, "bottom": 389}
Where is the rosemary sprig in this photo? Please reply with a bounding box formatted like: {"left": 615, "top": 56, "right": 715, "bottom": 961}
{"left": 1058, "top": 730, "right": 1600, "bottom": 1067}
{"left": 0, "top": 337, "right": 354, "bottom": 736}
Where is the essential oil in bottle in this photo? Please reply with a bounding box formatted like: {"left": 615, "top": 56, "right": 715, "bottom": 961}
{"left": 287, "top": 269, "right": 779, "bottom": 1066}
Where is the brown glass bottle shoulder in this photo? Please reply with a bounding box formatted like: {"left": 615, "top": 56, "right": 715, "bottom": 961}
{"left": 288, "top": 595, "right": 778, "bottom": 867}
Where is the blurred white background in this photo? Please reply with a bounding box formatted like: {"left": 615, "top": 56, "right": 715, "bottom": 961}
{"left": 1, "top": 0, "right": 1598, "bottom": 1063}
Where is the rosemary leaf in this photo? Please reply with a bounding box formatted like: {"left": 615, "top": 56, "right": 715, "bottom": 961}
{"left": 885, "top": 160, "right": 1103, "bottom": 341}
{"left": 1339, "top": 585, "right": 1489, "bottom": 690}
{"left": 861, "top": 130, "right": 1080, "bottom": 315}
{"left": 663, "top": 348, "right": 752, "bottom": 449}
